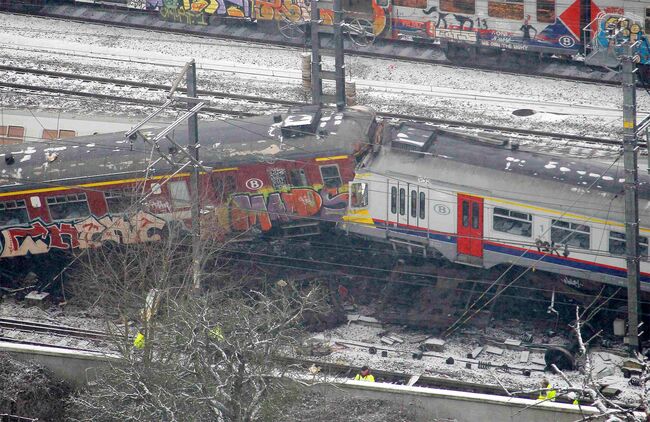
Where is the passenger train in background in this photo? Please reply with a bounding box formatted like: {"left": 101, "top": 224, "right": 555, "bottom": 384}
{"left": 1, "top": 104, "right": 649, "bottom": 301}
{"left": 3, "top": 0, "right": 650, "bottom": 68}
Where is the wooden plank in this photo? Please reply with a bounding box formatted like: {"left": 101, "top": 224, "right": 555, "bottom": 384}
{"left": 519, "top": 351, "right": 530, "bottom": 363}
{"left": 468, "top": 346, "right": 484, "bottom": 359}
{"left": 485, "top": 346, "right": 504, "bottom": 356}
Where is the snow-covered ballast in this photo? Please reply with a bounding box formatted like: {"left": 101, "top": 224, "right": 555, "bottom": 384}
{"left": 342, "top": 122, "right": 650, "bottom": 291}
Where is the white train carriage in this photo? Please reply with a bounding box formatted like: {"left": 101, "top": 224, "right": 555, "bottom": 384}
{"left": 342, "top": 122, "right": 650, "bottom": 291}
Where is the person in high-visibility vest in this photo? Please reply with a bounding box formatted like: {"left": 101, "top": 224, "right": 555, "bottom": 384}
{"left": 568, "top": 392, "right": 579, "bottom": 405}
{"left": 133, "top": 332, "right": 145, "bottom": 349}
{"left": 354, "top": 365, "right": 375, "bottom": 382}
{"left": 209, "top": 326, "right": 224, "bottom": 341}
{"left": 537, "top": 377, "right": 556, "bottom": 401}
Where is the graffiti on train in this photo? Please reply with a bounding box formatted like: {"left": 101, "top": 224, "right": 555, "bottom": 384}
{"left": 158, "top": 0, "right": 311, "bottom": 25}
{"left": 0, "top": 211, "right": 166, "bottom": 258}
{"left": 228, "top": 187, "right": 347, "bottom": 231}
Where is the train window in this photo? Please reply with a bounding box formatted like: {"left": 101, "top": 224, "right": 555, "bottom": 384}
{"left": 551, "top": 219, "right": 590, "bottom": 250}
{"left": 471, "top": 202, "right": 480, "bottom": 229}
{"left": 537, "top": 0, "right": 555, "bottom": 23}
{"left": 488, "top": 0, "right": 524, "bottom": 20}
{"left": 419, "top": 192, "right": 426, "bottom": 219}
{"left": 391, "top": 186, "right": 397, "bottom": 214}
{"left": 290, "top": 169, "right": 308, "bottom": 187}
{"left": 462, "top": 201, "right": 469, "bottom": 227}
{"left": 268, "top": 168, "right": 289, "bottom": 190}
{"left": 399, "top": 188, "right": 406, "bottom": 216}
{"left": 169, "top": 181, "right": 191, "bottom": 209}
{"left": 609, "top": 231, "right": 649, "bottom": 258}
{"left": 440, "top": 0, "right": 475, "bottom": 14}
{"left": 0, "top": 125, "right": 25, "bottom": 145}
{"left": 0, "top": 199, "right": 29, "bottom": 227}
{"left": 410, "top": 190, "right": 417, "bottom": 218}
{"left": 394, "top": 0, "right": 427, "bottom": 8}
{"left": 46, "top": 193, "right": 91, "bottom": 221}
{"left": 104, "top": 189, "right": 133, "bottom": 214}
{"left": 320, "top": 165, "right": 342, "bottom": 188}
{"left": 351, "top": 183, "right": 368, "bottom": 208}
{"left": 493, "top": 207, "right": 532, "bottom": 237}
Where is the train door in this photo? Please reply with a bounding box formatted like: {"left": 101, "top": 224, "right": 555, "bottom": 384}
{"left": 387, "top": 179, "right": 408, "bottom": 227}
{"left": 409, "top": 185, "right": 426, "bottom": 229}
{"left": 457, "top": 194, "right": 483, "bottom": 259}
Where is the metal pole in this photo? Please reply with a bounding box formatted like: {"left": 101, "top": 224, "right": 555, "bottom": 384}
{"left": 333, "top": 0, "right": 345, "bottom": 111}
{"left": 622, "top": 44, "right": 641, "bottom": 352}
{"left": 187, "top": 60, "right": 202, "bottom": 291}
{"left": 310, "top": 0, "right": 322, "bottom": 105}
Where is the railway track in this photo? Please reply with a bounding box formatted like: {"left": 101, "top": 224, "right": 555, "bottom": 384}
{"left": 0, "top": 317, "right": 110, "bottom": 341}
{"left": 1, "top": 7, "right": 621, "bottom": 87}
{"left": 1, "top": 65, "right": 627, "bottom": 147}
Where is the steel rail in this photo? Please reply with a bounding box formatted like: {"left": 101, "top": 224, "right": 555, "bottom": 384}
{"left": 0, "top": 317, "right": 109, "bottom": 340}
{"left": 0, "top": 67, "right": 623, "bottom": 145}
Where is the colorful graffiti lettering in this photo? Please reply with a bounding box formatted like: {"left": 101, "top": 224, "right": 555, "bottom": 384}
{"left": 227, "top": 187, "right": 347, "bottom": 232}
{"left": 0, "top": 211, "right": 166, "bottom": 258}
{"left": 160, "top": 0, "right": 250, "bottom": 24}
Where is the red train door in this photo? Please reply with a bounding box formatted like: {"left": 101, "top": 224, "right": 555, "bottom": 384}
{"left": 457, "top": 194, "right": 483, "bottom": 258}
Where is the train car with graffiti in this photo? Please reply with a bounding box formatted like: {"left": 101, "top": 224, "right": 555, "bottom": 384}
{"left": 0, "top": 105, "right": 378, "bottom": 283}
{"left": 342, "top": 122, "right": 650, "bottom": 295}
{"left": 5, "top": 0, "right": 650, "bottom": 66}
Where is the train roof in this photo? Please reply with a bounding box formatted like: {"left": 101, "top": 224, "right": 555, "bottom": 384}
{"left": 0, "top": 106, "right": 376, "bottom": 193}
{"left": 365, "top": 123, "right": 650, "bottom": 226}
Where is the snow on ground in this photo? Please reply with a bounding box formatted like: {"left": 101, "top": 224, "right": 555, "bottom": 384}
{"left": 306, "top": 312, "right": 643, "bottom": 406}
{"left": 0, "top": 13, "right": 645, "bottom": 139}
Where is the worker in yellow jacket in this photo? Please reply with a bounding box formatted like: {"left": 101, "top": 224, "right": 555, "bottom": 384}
{"left": 537, "top": 377, "right": 556, "bottom": 401}
{"left": 354, "top": 366, "right": 375, "bottom": 382}
{"left": 133, "top": 332, "right": 145, "bottom": 350}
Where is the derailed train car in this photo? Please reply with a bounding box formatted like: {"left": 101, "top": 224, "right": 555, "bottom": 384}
{"left": 341, "top": 122, "right": 650, "bottom": 293}
{"left": 0, "top": 106, "right": 378, "bottom": 278}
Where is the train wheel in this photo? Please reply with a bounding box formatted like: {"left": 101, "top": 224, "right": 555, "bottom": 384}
{"left": 277, "top": 15, "right": 306, "bottom": 40}
{"left": 347, "top": 18, "right": 376, "bottom": 47}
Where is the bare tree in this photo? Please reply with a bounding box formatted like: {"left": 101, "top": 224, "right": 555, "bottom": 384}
{"left": 64, "top": 198, "right": 331, "bottom": 421}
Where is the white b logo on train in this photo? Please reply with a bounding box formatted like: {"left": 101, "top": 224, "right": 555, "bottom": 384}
{"left": 558, "top": 36, "right": 575, "bottom": 48}
{"left": 433, "top": 204, "right": 450, "bottom": 215}
{"left": 245, "top": 178, "right": 264, "bottom": 190}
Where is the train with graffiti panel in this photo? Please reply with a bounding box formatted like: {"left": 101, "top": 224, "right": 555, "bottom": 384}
{"left": 4, "top": 0, "right": 650, "bottom": 67}
{"left": 341, "top": 121, "right": 650, "bottom": 297}
{"left": 0, "top": 105, "right": 378, "bottom": 283}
